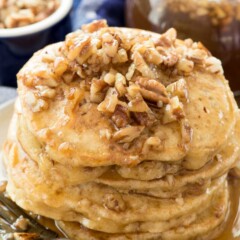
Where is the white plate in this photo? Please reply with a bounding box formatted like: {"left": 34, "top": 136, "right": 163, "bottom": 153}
{"left": 0, "top": 99, "right": 15, "bottom": 149}
{"left": 0, "top": 99, "right": 15, "bottom": 181}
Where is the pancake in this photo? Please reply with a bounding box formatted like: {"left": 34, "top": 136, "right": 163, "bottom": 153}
{"left": 3, "top": 137, "right": 229, "bottom": 235}
{"left": 2, "top": 104, "right": 237, "bottom": 239}
{"left": 57, "top": 182, "right": 228, "bottom": 240}
{"left": 3, "top": 128, "right": 227, "bottom": 226}
{"left": 16, "top": 23, "right": 237, "bottom": 169}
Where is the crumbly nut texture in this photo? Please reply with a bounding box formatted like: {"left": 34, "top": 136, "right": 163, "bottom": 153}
{"left": 0, "top": 0, "right": 59, "bottom": 28}
{"left": 19, "top": 20, "right": 224, "bottom": 148}
{"left": 166, "top": 0, "right": 236, "bottom": 27}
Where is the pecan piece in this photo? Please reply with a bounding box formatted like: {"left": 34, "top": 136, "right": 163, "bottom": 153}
{"left": 205, "top": 56, "right": 223, "bottom": 74}
{"left": 154, "top": 28, "right": 177, "bottom": 48}
{"left": 82, "top": 19, "right": 108, "bottom": 33}
{"left": 166, "top": 78, "right": 188, "bottom": 101}
{"left": 162, "top": 52, "right": 179, "bottom": 67}
{"left": 112, "top": 105, "right": 129, "bottom": 128}
{"left": 133, "top": 51, "right": 155, "bottom": 78}
{"left": 133, "top": 112, "right": 156, "bottom": 127}
{"left": 36, "top": 86, "right": 56, "bottom": 99}
{"left": 102, "top": 32, "right": 119, "bottom": 58}
{"left": 163, "top": 96, "right": 185, "bottom": 124}
{"left": 67, "top": 35, "right": 91, "bottom": 61}
{"left": 103, "top": 193, "right": 126, "bottom": 212}
{"left": 180, "top": 119, "right": 193, "bottom": 152}
{"left": 136, "top": 77, "right": 169, "bottom": 104}
{"left": 128, "top": 96, "right": 150, "bottom": 112}
{"left": 186, "top": 49, "right": 207, "bottom": 63}
{"left": 99, "top": 129, "right": 112, "bottom": 140}
{"left": 144, "top": 47, "right": 163, "bottom": 65}
{"left": 115, "top": 73, "right": 127, "bottom": 97}
{"left": 113, "top": 126, "right": 144, "bottom": 143}
{"left": 54, "top": 57, "right": 68, "bottom": 76}
{"left": 126, "top": 63, "right": 136, "bottom": 81}
{"left": 90, "top": 78, "right": 107, "bottom": 103}
{"left": 176, "top": 58, "right": 194, "bottom": 74}
{"left": 112, "top": 48, "right": 128, "bottom": 63}
{"left": 25, "top": 92, "right": 48, "bottom": 113}
{"left": 103, "top": 70, "right": 116, "bottom": 86}
{"left": 97, "top": 87, "right": 118, "bottom": 113}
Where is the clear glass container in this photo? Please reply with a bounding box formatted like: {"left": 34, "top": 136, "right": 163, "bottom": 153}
{"left": 126, "top": 0, "right": 240, "bottom": 92}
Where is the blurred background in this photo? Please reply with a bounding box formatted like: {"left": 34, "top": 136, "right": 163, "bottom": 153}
{"left": 0, "top": 0, "right": 240, "bottom": 95}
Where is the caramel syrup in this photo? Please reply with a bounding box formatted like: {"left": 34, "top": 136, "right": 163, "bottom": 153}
{"left": 215, "top": 177, "right": 240, "bottom": 240}
{"left": 30, "top": 177, "right": 240, "bottom": 239}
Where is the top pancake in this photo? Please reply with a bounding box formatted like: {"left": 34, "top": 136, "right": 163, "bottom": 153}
{"left": 17, "top": 20, "right": 238, "bottom": 168}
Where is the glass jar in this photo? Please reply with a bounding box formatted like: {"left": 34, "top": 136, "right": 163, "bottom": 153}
{"left": 126, "top": 0, "right": 240, "bottom": 92}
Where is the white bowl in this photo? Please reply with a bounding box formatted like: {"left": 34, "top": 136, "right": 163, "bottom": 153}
{"left": 0, "top": 0, "right": 73, "bottom": 87}
{"left": 0, "top": 0, "right": 73, "bottom": 38}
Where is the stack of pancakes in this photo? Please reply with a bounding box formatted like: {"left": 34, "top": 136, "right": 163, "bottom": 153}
{"left": 3, "top": 20, "right": 240, "bottom": 240}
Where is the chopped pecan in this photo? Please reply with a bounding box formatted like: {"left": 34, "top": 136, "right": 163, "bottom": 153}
{"left": 82, "top": 19, "right": 108, "bottom": 33}
{"left": 97, "top": 87, "right": 118, "bottom": 113}
{"left": 137, "top": 77, "right": 167, "bottom": 96}
{"left": 162, "top": 52, "right": 179, "bottom": 67}
{"left": 54, "top": 57, "right": 68, "bottom": 76}
{"left": 176, "top": 58, "right": 194, "bottom": 74}
{"left": 32, "top": 67, "right": 58, "bottom": 87}
{"left": 126, "top": 63, "right": 136, "bottom": 81}
{"left": 58, "top": 142, "right": 74, "bottom": 153}
{"left": 112, "top": 48, "right": 128, "bottom": 63}
{"left": 25, "top": 92, "right": 49, "bottom": 113}
{"left": 144, "top": 47, "right": 163, "bottom": 65}
{"left": 126, "top": 84, "right": 141, "bottom": 98}
{"left": 214, "top": 205, "right": 225, "bottom": 218}
{"left": 133, "top": 51, "right": 155, "bottom": 78}
{"left": 142, "top": 136, "right": 163, "bottom": 154}
{"left": 205, "top": 56, "right": 223, "bottom": 74}
{"left": 186, "top": 48, "right": 207, "bottom": 63}
{"left": 166, "top": 78, "right": 188, "bottom": 101}
{"left": 113, "top": 126, "right": 144, "bottom": 143}
{"left": 128, "top": 95, "right": 150, "bottom": 112}
{"left": 154, "top": 28, "right": 177, "bottom": 48}
{"left": 67, "top": 35, "right": 91, "bottom": 61}
{"left": 136, "top": 77, "right": 169, "bottom": 104}
{"left": 13, "top": 216, "right": 29, "bottom": 231}
{"left": 133, "top": 112, "right": 156, "bottom": 127}
{"left": 99, "top": 129, "right": 112, "bottom": 140}
{"left": 163, "top": 96, "right": 185, "bottom": 124}
{"left": 115, "top": 73, "right": 127, "bottom": 97}
{"left": 175, "top": 196, "right": 184, "bottom": 206}
{"left": 180, "top": 119, "right": 193, "bottom": 151}
{"left": 36, "top": 86, "right": 56, "bottom": 99}
{"left": 42, "top": 53, "right": 55, "bottom": 63}
{"left": 112, "top": 105, "right": 129, "bottom": 128}
{"left": 103, "top": 71, "right": 116, "bottom": 86}
{"left": 164, "top": 28, "right": 177, "bottom": 42}
{"left": 103, "top": 193, "right": 126, "bottom": 212}
{"left": 62, "top": 71, "right": 76, "bottom": 84}
{"left": 184, "top": 39, "right": 194, "bottom": 47}
{"left": 102, "top": 33, "right": 119, "bottom": 58}
{"left": 90, "top": 78, "right": 107, "bottom": 103}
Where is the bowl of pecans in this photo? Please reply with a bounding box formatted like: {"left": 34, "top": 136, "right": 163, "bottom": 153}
{"left": 0, "top": 0, "right": 73, "bottom": 87}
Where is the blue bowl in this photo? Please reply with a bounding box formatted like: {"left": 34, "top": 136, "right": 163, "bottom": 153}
{"left": 0, "top": 0, "right": 73, "bottom": 87}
